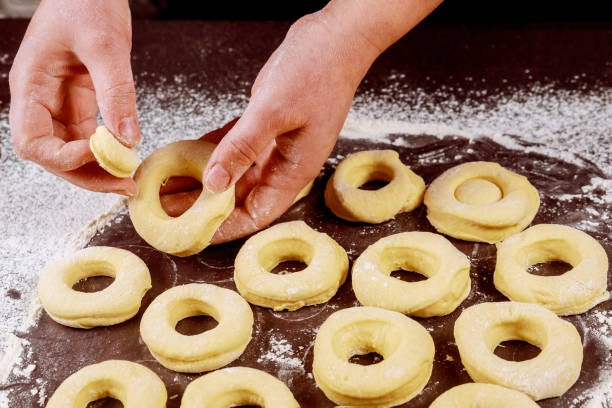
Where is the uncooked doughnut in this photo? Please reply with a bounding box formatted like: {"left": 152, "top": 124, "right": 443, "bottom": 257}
{"left": 429, "top": 383, "right": 539, "bottom": 407}
{"left": 139, "top": 283, "right": 253, "bottom": 373}
{"left": 128, "top": 139, "right": 235, "bottom": 256}
{"left": 424, "top": 161, "right": 540, "bottom": 243}
{"left": 37, "top": 246, "right": 151, "bottom": 329}
{"left": 46, "top": 360, "right": 166, "bottom": 407}
{"left": 454, "top": 301, "right": 583, "bottom": 400}
{"left": 234, "top": 220, "right": 348, "bottom": 311}
{"left": 181, "top": 366, "right": 300, "bottom": 407}
{"left": 89, "top": 125, "right": 141, "bottom": 178}
{"left": 313, "top": 306, "right": 434, "bottom": 406}
{"left": 494, "top": 223, "right": 609, "bottom": 315}
{"left": 352, "top": 231, "right": 470, "bottom": 317}
{"left": 324, "top": 149, "right": 425, "bottom": 223}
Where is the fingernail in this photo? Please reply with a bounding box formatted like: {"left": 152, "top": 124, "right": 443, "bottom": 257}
{"left": 118, "top": 117, "right": 140, "bottom": 147}
{"left": 205, "top": 164, "right": 231, "bottom": 193}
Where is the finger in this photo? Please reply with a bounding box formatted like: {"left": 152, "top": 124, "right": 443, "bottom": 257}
{"left": 159, "top": 176, "right": 202, "bottom": 195}
{"left": 48, "top": 162, "right": 137, "bottom": 196}
{"left": 160, "top": 190, "right": 201, "bottom": 217}
{"left": 198, "top": 117, "right": 240, "bottom": 144}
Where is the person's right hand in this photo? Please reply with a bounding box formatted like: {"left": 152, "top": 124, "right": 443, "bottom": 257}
{"left": 9, "top": 0, "right": 139, "bottom": 196}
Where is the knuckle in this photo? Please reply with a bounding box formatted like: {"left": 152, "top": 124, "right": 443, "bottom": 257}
{"left": 226, "top": 137, "right": 259, "bottom": 167}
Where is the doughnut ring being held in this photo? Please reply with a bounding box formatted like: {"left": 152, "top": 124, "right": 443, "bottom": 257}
{"left": 139, "top": 283, "right": 253, "bottom": 373}
{"left": 37, "top": 246, "right": 151, "bottom": 329}
{"left": 181, "top": 366, "right": 300, "bottom": 407}
{"left": 89, "top": 125, "right": 141, "bottom": 178}
{"left": 324, "top": 149, "right": 425, "bottom": 223}
{"left": 313, "top": 306, "right": 434, "bottom": 406}
{"left": 46, "top": 360, "right": 167, "bottom": 408}
{"left": 429, "top": 383, "right": 539, "bottom": 408}
{"left": 454, "top": 301, "right": 583, "bottom": 400}
{"left": 494, "top": 223, "right": 609, "bottom": 315}
{"left": 129, "top": 139, "right": 235, "bottom": 257}
{"left": 352, "top": 231, "right": 470, "bottom": 317}
{"left": 234, "top": 220, "right": 348, "bottom": 311}
{"left": 424, "top": 161, "right": 540, "bottom": 243}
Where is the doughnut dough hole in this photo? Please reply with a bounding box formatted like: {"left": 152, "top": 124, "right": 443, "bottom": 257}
{"left": 89, "top": 125, "right": 141, "bottom": 178}
{"left": 234, "top": 220, "right": 348, "bottom": 311}
{"left": 181, "top": 366, "right": 299, "bottom": 407}
{"left": 46, "top": 360, "right": 166, "bottom": 408}
{"left": 352, "top": 231, "right": 470, "bottom": 317}
{"left": 494, "top": 223, "right": 609, "bottom": 315}
{"left": 140, "top": 283, "right": 253, "bottom": 373}
{"left": 424, "top": 161, "right": 540, "bottom": 243}
{"left": 324, "top": 149, "right": 425, "bottom": 223}
{"left": 429, "top": 383, "right": 539, "bottom": 408}
{"left": 128, "top": 139, "right": 235, "bottom": 256}
{"left": 313, "top": 306, "right": 434, "bottom": 406}
{"left": 37, "top": 246, "right": 151, "bottom": 329}
{"left": 454, "top": 301, "right": 583, "bottom": 400}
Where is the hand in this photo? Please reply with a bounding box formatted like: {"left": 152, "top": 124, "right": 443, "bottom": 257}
{"left": 9, "top": 0, "right": 139, "bottom": 195}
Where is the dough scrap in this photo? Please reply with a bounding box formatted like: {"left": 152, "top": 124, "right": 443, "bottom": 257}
{"left": 494, "top": 223, "right": 609, "bottom": 315}
{"left": 429, "top": 383, "right": 539, "bottom": 407}
{"left": 89, "top": 125, "right": 141, "bottom": 178}
{"left": 37, "top": 246, "right": 151, "bottom": 329}
{"left": 234, "top": 220, "right": 348, "bottom": 311}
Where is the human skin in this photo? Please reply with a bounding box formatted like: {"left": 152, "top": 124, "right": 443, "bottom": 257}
{"left": 10, "top": 0, "right": 442, "bottom": 242}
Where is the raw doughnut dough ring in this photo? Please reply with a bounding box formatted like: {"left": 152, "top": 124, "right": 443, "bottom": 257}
{"left": 313, "top": 306, "right": 434, "bottom": 406}
{"left": 494, "top": 223, "right": 609, "bottom": 315}
{"left": 90, "top": 125, "right": 141, "bottom": 178}
{"left": 128, "top": 139, "right": 235, "bottom": 257}
{"left": 181, "top": 366, "right": 300, "bottom": 407}
{"left": 424, "top": 161, "right": 540, "bottom": 243}
{"left": 37, "top": 246, "right": 151, "bottom": 329}
{"left": 324, "top": 149, "right": 425, "bottom": 223}
{"left": 234, "top": 220, "right": 348, "bottom": 311}
{"left": 46, "top": 360, "right": 167, "bottom": 408}
{"left": 352, "top": 231, "right": 471, "bottom": 317}
{"left": 139, "top": 283, "right": 253, "bottom": 373}
{"left": 454, "top": 301, "right": 583, "bottom": 400}
{"left": 429, "top": 383, "right": 539, "bottom": 408}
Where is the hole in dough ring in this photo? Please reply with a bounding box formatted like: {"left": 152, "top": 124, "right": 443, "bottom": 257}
{"left": 139, "top": 283, "right": 253, "bottom": 373}
{"left": 494, "top": 224, "right": 609, "bottom": 315}
{"left": 37, "top": 246, "right": 151, "bottom": 329}
{"left": 128, "top": 139, "right": 235, "bottom": 257}
{"left": 429, "top": 383, "right": 539, "bottom": 408}
{"left": 46, "top": 360, "right": 167, "bottom": 408}
{"left": 313, "top": 306, "right": 435, "bottom": 406}
{"left": 324, "top": 150, "right": 425, "bottom": 223}
{"left": 181, "top": 366, "right": 300, "bottom": 407}
{"left": 352, "top": 231, "right": 471, "bottom": 317}
{"left": 454, "top": 301, "right": 583, "bottom": 400}
{"left": 234, "top": 220, "right": 348, "bottom": 311}
{"left": 89, "top": 125, "right": 141, "bottom": 178}
{"left": 424, "top": 161, "right": 540, "bottom": 243}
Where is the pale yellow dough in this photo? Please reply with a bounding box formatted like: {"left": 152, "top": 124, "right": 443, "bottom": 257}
{"left": 494, "top": 223, "right": 609, "bottom": 315}
{"left": 89, "top": 125, "right": 141, "bottom": 178}
{"left": 313, "top": 306, "right": 434, "bottom": 407}
{"left": 429, "top": 383, "right": 539, "bottom": 408}
{"left": 139, "top": 283, "right": 253, "bottom": 373}
{"left": 352, "top": 231, "right": 470, "bottom": 317}
{"left": 128, "top": 139, "right": 235, "bottom": 256}
{"left": 454, "top": 301, "right": 583, "bottom": 400}
{"left": 46, "top": 360, "right": 167, "bottom": 408}
{"left": 234, "top": 220, "right": 348, "bottom": 311}
{"left": 37, "top": 246, "right": 151, "bottom": 329}
{"left": 180, "top": 366, "right": 300, "bottom": 407}
{"left": 324, "top": 150, "right": 425, "bottom": 223}
{"left": 424, "top": 161, "right": 540, "bottom": 243}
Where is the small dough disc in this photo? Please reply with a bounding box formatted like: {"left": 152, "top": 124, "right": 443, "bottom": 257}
{"left": 181, "top": 366, "right": 300, "bottom": 407}
{"left": 429, "top": 383, "right": 539, "bottom": 408}
{"left": 454, "top": 301, "right": 583, "bottom": 400}
{"left": 234, "top": 220, "right": 348, "bottom": 311}
{"left": 424, "top": 161, "right": 540, "bottom": 243}
{"left": 140, "top": 283, "right": 253, "bottom": 373}
{"left": 324, "top": 149, "right": 425, "bottom": 223}
{"left": 313, "top": 306, "right": 434, "bottom": 406}
{"left": 46, "top": 360, "right": 167, "bottom": 408}
{"left": 37, "top": 246, "right": 151, "bottom": 329}
{"left": 494, "top": 223, "right": 609, "bottom": 315}
{"left": 352, "top": 231, "right": 471, "bottom": 317}
{"left": 89, "top": 125, "right": 141, "bottom": 178}
{"left": 128, "top": 139, "right": 235, "bottom": 256}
